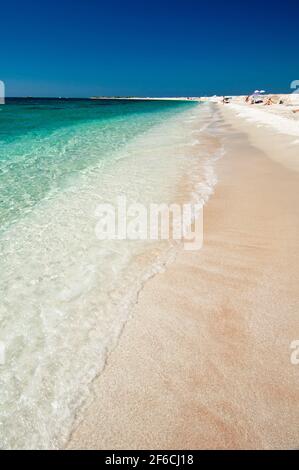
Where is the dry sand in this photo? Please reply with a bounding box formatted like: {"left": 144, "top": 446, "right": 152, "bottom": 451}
{"left": 67, "top": 104, "right": 299, "bottom": 450}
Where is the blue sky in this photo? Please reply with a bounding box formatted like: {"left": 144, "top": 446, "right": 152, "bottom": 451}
{"left": 1, "top": 0, "right": 298, "bottom": 97}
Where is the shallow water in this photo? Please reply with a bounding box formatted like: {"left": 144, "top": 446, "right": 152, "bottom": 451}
{"left": 0, "top": 99, "right": 224, "bottom": 448}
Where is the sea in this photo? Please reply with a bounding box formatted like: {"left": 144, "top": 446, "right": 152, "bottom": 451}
{"left": 0, "top": 98, "right": 224, "bottom": 448}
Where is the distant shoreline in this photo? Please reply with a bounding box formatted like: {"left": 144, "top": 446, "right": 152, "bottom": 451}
{"left": 4, "top": 96, "right": 199, "bottom": 102}
{"left": 90, "top": 96, "right": 198, "bottom": 101}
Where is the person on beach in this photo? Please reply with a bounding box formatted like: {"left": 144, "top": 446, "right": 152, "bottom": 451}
{"left": 264, "top": 97, "right": 274, "bottom": 105}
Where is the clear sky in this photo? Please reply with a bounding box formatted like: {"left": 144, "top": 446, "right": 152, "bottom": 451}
{"left": 1, "top": 0, "right": 298, "bottom": 97}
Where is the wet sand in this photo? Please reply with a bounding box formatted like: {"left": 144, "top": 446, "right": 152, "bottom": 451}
{"left": 67, "top": 106, "right": 299, "bottom": 449}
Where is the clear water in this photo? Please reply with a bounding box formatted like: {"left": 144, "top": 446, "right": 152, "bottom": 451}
{"left": 0, "top": 98, "right": 197, "bottom": 230}
{"left": 0, "top": 98, "right": 222, "bottom": 449}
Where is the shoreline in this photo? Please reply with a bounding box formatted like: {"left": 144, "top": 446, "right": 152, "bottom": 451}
{"left": 0, "top": 100, "right": 206, "bottom": 449}
{"left": 90, "top": 97, "right": 198, "bottom": 101}
{"left": 67, "top": 104, "right": 299, "bottom": 449}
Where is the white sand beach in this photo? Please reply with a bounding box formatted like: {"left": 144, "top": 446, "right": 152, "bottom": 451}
{"left": 3, "top": 0, "right": 299, "bottom": 454}
{"left": 66, "top": 97, "right": 299, "bottom": 449}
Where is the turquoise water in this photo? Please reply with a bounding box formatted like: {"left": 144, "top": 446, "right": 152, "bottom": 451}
{"left": 0, "top": 99, "right": 221, "bottom": 449}
{"left": 0, "top": 98, "right": 196, "bottom": 230}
